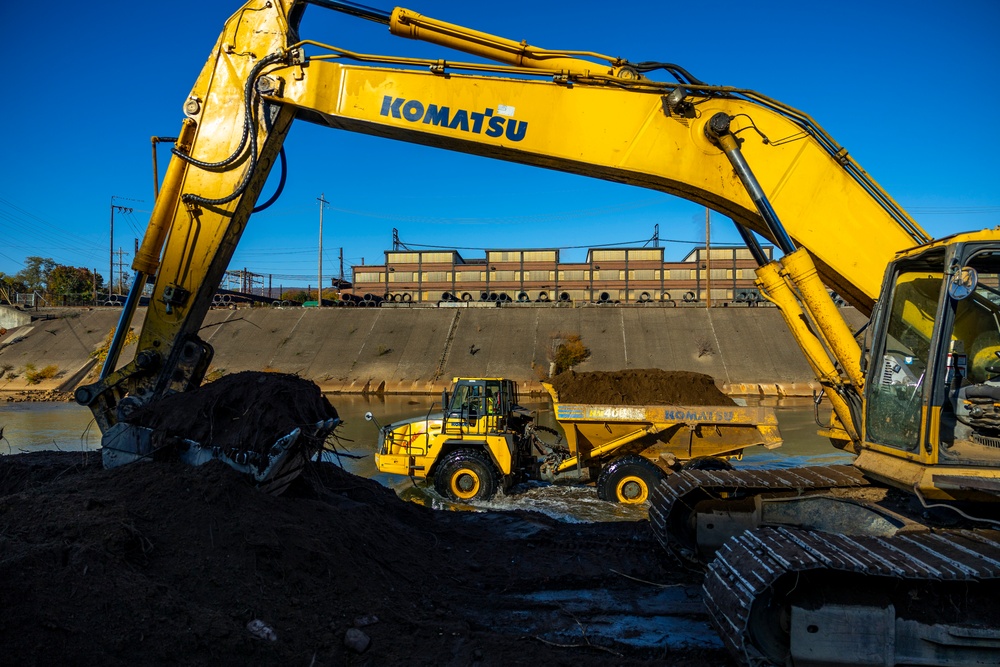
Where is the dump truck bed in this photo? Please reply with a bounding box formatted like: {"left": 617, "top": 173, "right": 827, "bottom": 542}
{"left": 542, "top": 383, "right": 781, "bottom": 473}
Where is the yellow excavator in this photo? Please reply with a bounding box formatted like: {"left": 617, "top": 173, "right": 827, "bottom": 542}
{"left": 74, "top": 1, "right": 1000, "bottom": 663}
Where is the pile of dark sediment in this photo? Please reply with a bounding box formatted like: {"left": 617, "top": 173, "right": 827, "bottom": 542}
{"left": 0, "top": 450, "right": 728, "bottom": 666}
{"left": 124, "top": 371, "right": 339, "bottom": 463}
{"left": 0, "top": 372, "right": 733, "bottom": 666}
{"left": 549, "top": 369, "right": 735, "bottom": 406}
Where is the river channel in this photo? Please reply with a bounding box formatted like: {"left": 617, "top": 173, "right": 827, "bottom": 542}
{"left": 1, "top": 395, "right": 854, "bottom": 522}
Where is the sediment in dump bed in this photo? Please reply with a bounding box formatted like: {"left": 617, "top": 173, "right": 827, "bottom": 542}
{"left": 124, "top": 371, "right": 339, "bottom": 465}
{"left": 549, "top": 369, "right": 735, "bottom": 406}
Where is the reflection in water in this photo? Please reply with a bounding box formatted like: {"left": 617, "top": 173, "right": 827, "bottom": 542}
{"left": 742, "top": 398, "right": 856, "bottom": 470}
{"left": 4, "top": 394, "right": 856, "bottom": 522}
{"left": 1, "top": 402, "right": 101, "bottom": 453}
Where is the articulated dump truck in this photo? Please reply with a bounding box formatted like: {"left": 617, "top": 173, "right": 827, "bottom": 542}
{"left": 371, "top": 370, "right": 781, "bottom": 503}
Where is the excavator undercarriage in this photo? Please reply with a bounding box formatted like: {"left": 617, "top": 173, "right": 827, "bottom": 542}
{"left": 707, "top": 526, "right": 1000, "bottom": 666}
{"left": 650, "top": 468, "right": 1000, "bottom": 665}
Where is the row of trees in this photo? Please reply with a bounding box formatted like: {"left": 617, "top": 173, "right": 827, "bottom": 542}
{"left": 279, "top": 288, "right": 340, "bottom": 303}
{"left": 1, "top": 257, "right": 341, "bottom": 307}
{"left": 1, "top": 256, "right": 105, "bottom": 305}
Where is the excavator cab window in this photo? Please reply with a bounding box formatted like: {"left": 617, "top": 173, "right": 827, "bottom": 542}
{"left": 869, "top": 246, "right": 1000, "bottom": 461}
{"left": 865, "top": 258, "right": 943, "bottom": 451}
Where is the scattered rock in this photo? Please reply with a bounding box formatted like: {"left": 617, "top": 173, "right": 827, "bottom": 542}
{"left": 344, "top": 627, "right": 370, "bottom": 653}
{"left": 246, "top": 619, "right": 277, "bottom": 642}
{"left": 1, "top": 390, "right": 74, "bottom": 403}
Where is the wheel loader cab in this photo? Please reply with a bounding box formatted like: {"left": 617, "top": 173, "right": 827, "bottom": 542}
{"left": 443, "top": 379, "right": 515, "bottom": 436}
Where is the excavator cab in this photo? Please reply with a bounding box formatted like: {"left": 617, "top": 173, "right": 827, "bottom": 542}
{"left": 862, "top": 239, "right": 1000, "bottom": 494}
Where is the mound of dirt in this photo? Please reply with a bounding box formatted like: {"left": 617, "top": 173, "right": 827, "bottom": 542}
{"left": 549, "top": 369, "right": 735, "bottom": 406}
{"left": 125, "top": 371, "right": 339, "bottom": 470}
{"left": 0, "top": 450, "right": 730, "bottom": 666}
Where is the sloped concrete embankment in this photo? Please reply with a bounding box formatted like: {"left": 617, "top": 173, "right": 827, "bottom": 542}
{"left": 0, "top": 305, "right": 862, "bottom": 396}
{"left": 0, "top": 308, "right": 115, "bottom": 394}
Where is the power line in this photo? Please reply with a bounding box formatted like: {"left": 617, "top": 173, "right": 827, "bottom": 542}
{"left": 396, "top": 236, "right": 745, "bottom": 252}
{"left": 0, "top": 197, "right": 107, "bottom": 258}
{"left": 909, "top": 206, "right": 1000, "bottom": 215}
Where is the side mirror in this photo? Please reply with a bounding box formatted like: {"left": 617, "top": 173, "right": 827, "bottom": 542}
{"left": 441, "top": 390, "right": 449, "bottom": 411}
{"left": 364, "top": 411, "right": 373, "bottom": 422}
{"left": 949, "top": 266, "right": 978, "bottom": 300}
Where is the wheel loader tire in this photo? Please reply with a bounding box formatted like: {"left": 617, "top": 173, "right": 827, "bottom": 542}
{"left": 596, "top": 454, "right": 665, "bottom": 504}
{"left": 434, "top": 449, "right": 499, "bottom": 502}
{"left": 681, "top": 456, "right": 734, "bottom": 471}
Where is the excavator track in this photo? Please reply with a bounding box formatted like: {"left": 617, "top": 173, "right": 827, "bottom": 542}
{"left": 648, "top": 465, "right": 871, "bottom": 564}
{"left": 704, "top": 525, "right": 1000, "bottom": 666}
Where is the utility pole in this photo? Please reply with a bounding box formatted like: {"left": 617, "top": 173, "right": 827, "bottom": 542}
{"left": 114, "top": 247, "right": 129, "bottom": 294}
{"left": 109, "top": 197, "right": 133, "bottom": 298}
{"left": 317, "top": 193, "right": 328, "bottom": 307}
{"left": 705, "top": 207, "right": 711, "bottom": 309}
{"left": 339, "top": 247, "right": 344, "bottom": 294}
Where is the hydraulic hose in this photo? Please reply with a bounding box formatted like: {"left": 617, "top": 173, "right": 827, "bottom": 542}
{"left": 706, "top": 113, "right": 796, "bottom": 256}
{"left": 306, "top": 0, "right": 391, "bottom": 24}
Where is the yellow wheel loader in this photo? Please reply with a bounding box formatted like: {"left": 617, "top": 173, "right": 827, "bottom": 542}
{"left": 372, "top": 376, "right": 781, "bottom": 503}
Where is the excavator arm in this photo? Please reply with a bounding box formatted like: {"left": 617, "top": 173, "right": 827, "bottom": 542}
{"left": 78, "top": 0, "right": 923, "bottom": 472}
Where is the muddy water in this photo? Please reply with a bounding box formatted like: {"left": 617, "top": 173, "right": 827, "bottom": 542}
{"left": 1, "top": 401, "right": 103, "bottom": 452}
{"left": 1, "top": 395, "right": 853, "bottom": 522}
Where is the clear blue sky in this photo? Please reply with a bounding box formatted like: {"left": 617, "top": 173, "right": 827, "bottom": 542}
{"left": 2, "top": 0, "right": 998, "bottom": 286}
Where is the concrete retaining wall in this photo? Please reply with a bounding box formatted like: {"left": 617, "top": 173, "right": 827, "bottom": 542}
{"left": 0, "top": 304, "right": 865, "bottom": 396}
{"left": 0, "top": 306, "right": 32, "bottom": 329}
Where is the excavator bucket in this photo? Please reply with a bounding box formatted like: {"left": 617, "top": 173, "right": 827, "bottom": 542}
{"left": 105, "top": 371, "right": 341, "bottom": 494}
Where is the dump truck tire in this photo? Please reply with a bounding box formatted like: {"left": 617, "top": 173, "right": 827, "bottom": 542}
{"left": 596, "top": 455, "right": 665, "bottom": 504}
{"left": 434, "top": 449, "right": 499, "bottom": 502}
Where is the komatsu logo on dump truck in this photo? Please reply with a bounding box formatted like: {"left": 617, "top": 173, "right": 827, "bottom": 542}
{"left": 380, "top": 96, "right": 528, "bottom": 142}
{"left": 663, "top": 409, "right": 736, "bottom": 422}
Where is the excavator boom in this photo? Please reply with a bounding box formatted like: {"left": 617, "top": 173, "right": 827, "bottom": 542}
{"left": 79, "top": 0, "right": 927, "bottom": 450}
{"left": 278, "top": 58, "right": 927, "bottom": 312}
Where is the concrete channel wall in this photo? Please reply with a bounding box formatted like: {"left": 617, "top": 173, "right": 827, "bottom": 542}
{"left": 0, "top": 304, "right": 865, "bottom": 396}
{"left": 0, "top": 305, "right": 32, "bottom": 329}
